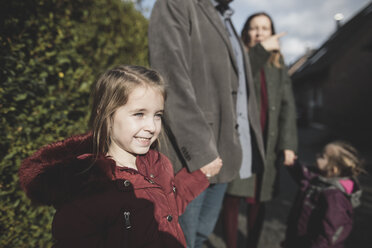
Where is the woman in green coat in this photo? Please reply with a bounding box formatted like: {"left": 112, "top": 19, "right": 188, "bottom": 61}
{"left": 222, "top": 12, "right": 298, "bottom": 248}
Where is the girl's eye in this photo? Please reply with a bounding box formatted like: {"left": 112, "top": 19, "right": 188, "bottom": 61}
{"left": 155, "top": 113, "right": 163, "bottom": 119}
{"left": 134, "top": 113, "right": 144, "bottom": 117}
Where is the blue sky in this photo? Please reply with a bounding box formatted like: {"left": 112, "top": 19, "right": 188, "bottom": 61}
{"left": 139, "top": 0, "right": 371, "bottom": 64}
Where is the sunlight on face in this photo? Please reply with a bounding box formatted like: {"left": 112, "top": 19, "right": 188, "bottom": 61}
{"left": 109, "top": 86, "right": 164, "bottom": 163}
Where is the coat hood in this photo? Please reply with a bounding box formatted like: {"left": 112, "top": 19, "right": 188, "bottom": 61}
{"left": 19, "top": 133, "right": 115, "bottom": 207}
{"left": 315, "top": 175, "right": 362, "bottom": 208}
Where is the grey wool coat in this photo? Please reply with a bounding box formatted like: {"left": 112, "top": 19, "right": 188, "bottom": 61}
{"left": 227, "top": 44, "right": 298, "bottom": 201}
{"left": 148, "top": 0, "right": 265, "bottom": 184}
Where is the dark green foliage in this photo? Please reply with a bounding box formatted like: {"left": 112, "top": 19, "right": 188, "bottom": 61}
{"left": 0, "top": 0, "right": 148, "bottom": 246}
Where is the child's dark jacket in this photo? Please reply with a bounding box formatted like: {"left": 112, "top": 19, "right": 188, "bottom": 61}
{"left": 283, "top": 161, "right": 362, "bottom": 248}
{"left": 19, "top": 133, "right": 209, "bottom": 248}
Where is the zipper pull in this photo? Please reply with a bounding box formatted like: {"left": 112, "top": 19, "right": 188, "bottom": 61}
{"left": 123, "top": 211, "right": 132, "bottom": 229}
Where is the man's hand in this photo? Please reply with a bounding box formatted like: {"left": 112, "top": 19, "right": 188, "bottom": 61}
{"left": 200, "top": 157, "right": 223, "bottom": 178}
{"left": 283, "top": 149, "right": 297, "bottom": 166}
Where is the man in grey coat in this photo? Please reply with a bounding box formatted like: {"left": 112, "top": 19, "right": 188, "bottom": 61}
{"left": 148, "top": 0, "right": 265, "bottom": 247}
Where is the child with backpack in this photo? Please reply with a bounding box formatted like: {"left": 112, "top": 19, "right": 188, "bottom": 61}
{"left": 282, "top": 141, "right": 363, "bottom": 248}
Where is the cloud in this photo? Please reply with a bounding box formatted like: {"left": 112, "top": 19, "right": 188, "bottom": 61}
{"left": 281, "top": 37, "right": 312, "bottom": 64}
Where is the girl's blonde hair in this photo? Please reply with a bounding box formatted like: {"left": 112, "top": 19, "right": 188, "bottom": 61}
{"left": 241, "top": 12, "right": 283, "bottom": 68}
{"left": 89, "top": 65, "right": 166, "bottom": 156}
{"left": 322, "top": 141, "right": 364, "bottom": 178}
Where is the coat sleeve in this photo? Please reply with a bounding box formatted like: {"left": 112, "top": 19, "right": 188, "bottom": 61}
{"left": 277, "top": 64, "right": 298, "bottom": 152}
{"left": 248, "top": 43, "right": 271, "bottom": 78}
{"left": 148, "top": 0, "right": 219, "bottom": 172}
{"left": 173, "top": 167, "right": 210, "bottom": 215}
{"left": 286, "top": 160, "right": 313, "bottom": 185}
{"left": 310, "top": 191, "right": 353, "bottom": 248}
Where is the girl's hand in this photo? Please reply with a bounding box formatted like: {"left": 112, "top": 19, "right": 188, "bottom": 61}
{"left": 283, "top": 149, "right": 297, "bottom": 166}
{"left": 260, "top": 32, "right": 286, "bottom": 52}
{"left": 200, "top": 157, "right": 223, "bottom": 178}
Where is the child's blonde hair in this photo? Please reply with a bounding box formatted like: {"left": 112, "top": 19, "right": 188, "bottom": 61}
{"left": 322, "top": 141, "right": 364, "bottom": 178}
{"left": 89, "top": 65, "right": 166, "bottom": 156}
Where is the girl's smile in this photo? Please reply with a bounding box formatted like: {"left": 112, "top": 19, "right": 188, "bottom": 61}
{"left": 108, "top": 86, "right": 164, "bottom": 168}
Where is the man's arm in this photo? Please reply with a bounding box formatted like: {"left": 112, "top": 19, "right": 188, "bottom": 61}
{"left": 149, "top": 0, "right": 219, "bottom": 171}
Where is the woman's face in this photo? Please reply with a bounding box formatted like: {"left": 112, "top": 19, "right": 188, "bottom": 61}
{"left": 247, "top": 15, "right": 273, "bottom": 48}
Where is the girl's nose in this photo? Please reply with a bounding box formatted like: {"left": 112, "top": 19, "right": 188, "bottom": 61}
{"left": 144, "top": 118, "right": 156, "bottom": 133}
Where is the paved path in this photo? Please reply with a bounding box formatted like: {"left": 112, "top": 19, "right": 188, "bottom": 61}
{"left": 205, "top": 126, "right": 372, "bottom": 248}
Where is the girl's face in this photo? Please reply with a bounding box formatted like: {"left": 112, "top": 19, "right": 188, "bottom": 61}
{"left": 316, "top": 144, "right": 336, "bottom": 173}
{"left": 316, "top": 152, "right": 329, "bottom": 171}
{"left": 109, "top": 86, "right": 164, "bottom": 159}
{"left": 247, "top": 15, "right": 273, "bottom": 48}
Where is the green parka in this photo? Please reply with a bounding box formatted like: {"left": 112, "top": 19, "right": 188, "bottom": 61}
{"left": 226, "top": 43, "right": 298, "bottom": 201}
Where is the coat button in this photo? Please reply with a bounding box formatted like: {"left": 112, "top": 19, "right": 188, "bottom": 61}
{"left": 166, "top": 215, "right": 173, "bottom": 222}
{"left": 172, "top": 186, "right": 176, "bottom": 193}
{"left": 181, "top": 147, "right": 191, "bottom": 161}
{"left": 123, "top": 180, "right": 131, "bottom": 187}
{"left": 271, "top": 106, "right": 276, "bottom": 111}
{"left": 149, "top": 174, "right": 154, "bottom": 178}
{"left": 235, "top": 124, "right": 239, "bottom": 129}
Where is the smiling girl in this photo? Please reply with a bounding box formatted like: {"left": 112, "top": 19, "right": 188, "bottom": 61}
{"left": 19, "top": 65, "right": 219, "bottom": 247}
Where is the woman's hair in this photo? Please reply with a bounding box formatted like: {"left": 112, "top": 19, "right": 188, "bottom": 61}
{"left": 321, "top": 141, "right": 364, "bottom": 178}
{"left": 240, "top": 12, "right": 282, "bottom": 68}
{"left": 89, "top": 65, "right": 166, "bottom": 156}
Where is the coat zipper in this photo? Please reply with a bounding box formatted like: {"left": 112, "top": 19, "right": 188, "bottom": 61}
{"left": 123, "top": 211, "right": 132, "bottom": 229}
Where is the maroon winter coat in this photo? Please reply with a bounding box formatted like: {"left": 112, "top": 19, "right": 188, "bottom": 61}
{"left": 19, "top": 133, "right": 210, "bottom": 248}
{"left": 282, "top": 161, "right": 362, "bottom": 248}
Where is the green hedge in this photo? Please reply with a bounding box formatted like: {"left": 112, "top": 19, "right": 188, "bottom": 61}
{"left": 0, "top": 0, "right": 148, "bottom": 246}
